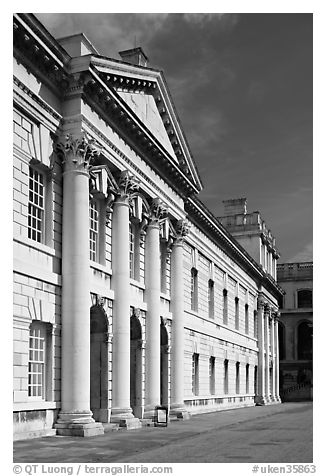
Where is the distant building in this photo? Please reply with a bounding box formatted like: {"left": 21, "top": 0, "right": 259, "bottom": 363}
{"left": 277, "top": 262, "right": 313, "bottom": 401}
{"left": 13, "top": 13, "right": 283, "bottom": 440}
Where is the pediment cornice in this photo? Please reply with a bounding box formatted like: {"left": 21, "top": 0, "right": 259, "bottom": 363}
{"left": 80, "top": 68, "right": 201, "bottom": 198}
{"left": 90, "top": 58, "right": 203, "bottom": 192}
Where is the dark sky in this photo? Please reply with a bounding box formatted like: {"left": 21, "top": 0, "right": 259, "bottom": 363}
{"left": 35, "top": 13, "right": 313, "bottom": 263}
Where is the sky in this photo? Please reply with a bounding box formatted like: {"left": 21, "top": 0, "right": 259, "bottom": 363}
{"left": 35, "top": 12, "right": 313, "bottom": 263}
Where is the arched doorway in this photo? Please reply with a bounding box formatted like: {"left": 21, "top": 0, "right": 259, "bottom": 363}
{"left": 298, "top": 321, "right": 313, "bottom": 360}
{"left": 130, "top": 314, "right": 143, "bottom": 418}
{"left": 90, "top": 305, "right": 109, "bottom": 422}
{"left": 160, "top": 319, "right": 169, "bottom": 406}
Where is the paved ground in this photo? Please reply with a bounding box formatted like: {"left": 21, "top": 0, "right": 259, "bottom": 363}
{"left": 13, "top": 402, "right": 313, "bottom": 463}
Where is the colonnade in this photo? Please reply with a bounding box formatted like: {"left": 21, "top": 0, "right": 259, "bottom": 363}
{"left": 256, "top": 295, "right": 281, "bottom": 405}
{"left": 55, "top": 134, "right": 189, "bottom": 435}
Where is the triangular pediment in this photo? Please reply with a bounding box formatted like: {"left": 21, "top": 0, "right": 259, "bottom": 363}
{"left": 117, "top": 90, "right": 178, "bottom": 160}
{"left": 90, "top": 57, "right": 203, "bottom": 194}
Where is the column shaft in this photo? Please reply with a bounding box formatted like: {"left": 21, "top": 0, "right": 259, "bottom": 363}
{"left": 255, "top": 301, "right": 266, "bottom": 405}
{"left": 55, "top": 134, "right": 103, "bottom": 436}
{"left": 270, "top": 316, "right": 276, "bottom": 401}
{"left": 275, "top": 318, "right": 281, "bottom": 402}
{"left": 264, "top": 309, "right": 271, "bottom": 402}
{"left": 170, "top": 239, "right": 189, "bottom": 419}
{"left": 144, "top": 223, "right": 161, "bottom": 418}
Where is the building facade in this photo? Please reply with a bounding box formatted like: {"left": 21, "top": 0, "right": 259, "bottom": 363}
{"left": 13, "top": 13, "right": 283, "bottom": 440}
{"left": 277, "top": 262, "right": 313, "bottom": 401}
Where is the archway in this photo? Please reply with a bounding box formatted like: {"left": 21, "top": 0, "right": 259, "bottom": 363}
{"left": 160, "top": 319, "right": 169, "bottom": 406}
{"left": 130, "top": 314, "right": 143, "bottom": 418}
{"left": 90, "top": 305, "right": 109, "bottom": 422}
{"left": 298, "top": 321, "right": 313, "bottom": 360}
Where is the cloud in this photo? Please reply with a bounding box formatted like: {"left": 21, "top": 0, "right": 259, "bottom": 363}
{"left": 247, "top": 80, "right": 266, "bottom": 104}
{"left": 183, "top": 13, "right": 239, "bottom": 30}
{"left": 288, "top": 241, "right": 313, "bottom": 263}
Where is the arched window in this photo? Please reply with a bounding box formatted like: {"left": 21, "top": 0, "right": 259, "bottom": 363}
{"left": 297, "top": 289, "right": 312, "bottom": 308}
{"left": 278, "top": 322, "right": 285, "bottom": 361}
{"left": 208, "top": 279, "right": 214, "bottom": 318}
{"left": 298, "top": 321, "right": 313, "bottom": 360}
{"left": 245, "top": 304, "right": 249, "bottom": 334}
{"left": 235, "top": 297, "right": 239, "bottom": 330}
{"left": 223, "top": 289, "right": 228, "bottom": 325}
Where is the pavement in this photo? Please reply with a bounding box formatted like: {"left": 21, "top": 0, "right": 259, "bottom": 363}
{"left": 13, "top": 402, "right": 313, "bottom": 463}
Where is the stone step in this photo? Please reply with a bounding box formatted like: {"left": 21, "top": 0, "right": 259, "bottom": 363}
{"left": 102, "top": 423, "right": 120, "bottom": 432}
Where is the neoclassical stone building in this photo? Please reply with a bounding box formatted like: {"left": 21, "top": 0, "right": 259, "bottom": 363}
{"left": 13, "top": 13, "right": 283, "bottom": 440}
{"left": 277, "top": 262, "right": 313, "bottom": 401}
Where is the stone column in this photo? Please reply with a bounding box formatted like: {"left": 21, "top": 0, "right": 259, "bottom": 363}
{"left": 144, "top": 199, "right": 167, "bottom": 420}
{"left": 270, "top": 312, "right": 276, "bottom": 401}
{"left": 274, "top": 313, "right": 282, "bottom": 402}
{"left": 255, "top": 296, "right": 267, "bottom": 405}
{"left": 111, "top": 171, "right": 141, "bottom": 429}
{"left": 170, "top": 219, "right": 190, "bottom": 419}
{"left": 264, "top": 304, "right": 271, "bottom": 403}
{"left": 55, "top": 134, "right": 103, "bottom": 436}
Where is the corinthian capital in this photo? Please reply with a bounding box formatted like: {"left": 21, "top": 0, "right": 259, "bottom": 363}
{"left": 148, "top": 198, "right": 168, "bottom": 225}
{"left": 56, "top": 133, "right": 101, "bottom": 171}
{"left": 117, "top": 170, "right": 140, "bottom": 201}
{"left": 257, "top": 298, "right": 266, "bottom": 310}
{"left": 174, "top": 219, "right": 190, "bottom": 244}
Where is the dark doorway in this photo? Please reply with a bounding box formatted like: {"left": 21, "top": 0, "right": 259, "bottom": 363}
{"left": 90, "top": 305, "right": 109, "bottom": 422}
{"left": 130, "top": 314, "right": 143, "bottom": 418}
{"left": 160, "top": 319, "right": 169, "bottom": 406}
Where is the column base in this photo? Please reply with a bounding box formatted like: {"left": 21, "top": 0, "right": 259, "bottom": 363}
{"left": 169, "top": 403, "right": 190, "bottom": 420}
{"left": 110, "top": 407, "right": 142, "bottom": 429}
{"left": 254, "top": 395, "right": 269, "bottom": 406}
{"left": 55, "top": 411, "right": 104, "bottom": 437}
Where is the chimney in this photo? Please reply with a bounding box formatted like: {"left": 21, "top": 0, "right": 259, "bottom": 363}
{"left": 223, "top": 198, "right": 247, "bottom": 216}
{"left": 119, "top": 47, "right": 148, "bottom": 67}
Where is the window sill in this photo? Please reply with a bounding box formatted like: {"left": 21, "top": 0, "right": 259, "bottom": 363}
{"left": 90, "top": 261, "right": 112, "bottom": 275}
{"left": 13, "top": 401, "right": 60, "bottom": 412}
{"left": 14, "top": 236, "right": 58, "bottom": 257}
{"left": 130, "top": 278, "right": 145, "bottom": 290}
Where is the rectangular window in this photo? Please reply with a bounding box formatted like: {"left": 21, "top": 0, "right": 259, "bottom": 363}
{"left": 209, "top": 356, "right": 215, "bottom": 395}
{"left": 28, "top": 168, "right": 44, "bottom": 243}
{"left": 192, "top": 353, "right": 199, "bottom": 395}
{"left": 223, "top": 289, "right": 228, "bottom": 325}
{"left": 236, "top": 361, "right": 240, "bottom": 394}
{"left": 191, "top": 268, "right": 198, "bottom": 312}
{"left": 245, "top": 304, "right": 249, "bottom": 334}
{"left": 160, "top": 241, "right": 167, "bottom": 293}
{"left": 89, "top": 201, "right": 99, "bottom": 262}
{"left": 208, "top": 279, "right": 214, "bottom": 318}
{"left": 224, "top": 359, "right": 229, "bottom": 394}
{"left": 235, "top": 297, "right": 239, "bottom": 330}
{"left": 28, "top": 323, "right": 46, "bottom": 399}
{"left": 129, "top": 224, "right": 135, "bottom": 279}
